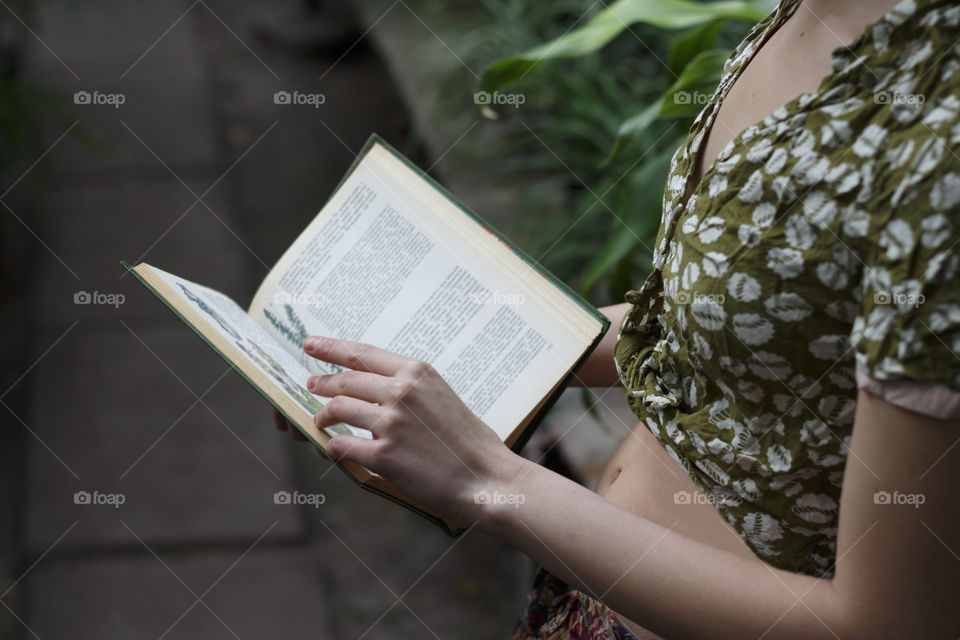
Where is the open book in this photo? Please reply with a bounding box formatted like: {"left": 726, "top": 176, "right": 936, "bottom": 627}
{"left": 125, "top": 135, "right": 609, "bottom": 534}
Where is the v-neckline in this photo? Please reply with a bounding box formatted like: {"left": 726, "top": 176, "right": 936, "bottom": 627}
{"left": 674, "top": 0, "right": 915, "bottom": 216}
{"left": 677, "top": 0, "right": 803, "bottom": 213}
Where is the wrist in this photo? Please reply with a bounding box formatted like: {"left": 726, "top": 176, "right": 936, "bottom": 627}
{"left": 464, "top": 446, "right": 534, "bottom": 532}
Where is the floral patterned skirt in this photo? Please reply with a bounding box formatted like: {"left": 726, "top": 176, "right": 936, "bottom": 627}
{"left": 511, "top": 567, "right": 640, "bottom": 640}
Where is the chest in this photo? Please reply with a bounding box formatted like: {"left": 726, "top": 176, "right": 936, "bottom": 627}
{"left": 693, "top": 17, "right": 839, "bottom": 192}
{"left": 659, "top": 98, "right": 880, "bottom": 393}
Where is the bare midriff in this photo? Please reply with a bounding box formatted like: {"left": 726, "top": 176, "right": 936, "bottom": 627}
{"left": 594, "top": 423, "right": 757, "bottom": 639}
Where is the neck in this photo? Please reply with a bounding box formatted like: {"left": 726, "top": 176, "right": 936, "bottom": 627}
{"left": 797, "top": 0, "right": 905, "bottom": 41}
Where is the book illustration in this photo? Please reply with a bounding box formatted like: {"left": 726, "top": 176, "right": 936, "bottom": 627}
{"left": 233, "top": 337, "right": 323, "bottom": 415}
{"left": 178, "top": 283, "right": 242, "bottom": 342}
{"left": 263, "top": 303, "right": 344, "bottom": 375}
{"left": 263, "top": 303, "right": 307, "bottom": 350}
{"left": 173, "top": 281, "right": 323, "bottom": 417}
{"left": 324, "top": 422, "right": 374, "bottom": 439}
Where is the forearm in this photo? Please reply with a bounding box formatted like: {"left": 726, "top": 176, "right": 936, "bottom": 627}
{"left": 475, "top": 454, "right": 842, "bottom": 640}
{"left": 568, "top": 302, "right": 631, "bottom": 387}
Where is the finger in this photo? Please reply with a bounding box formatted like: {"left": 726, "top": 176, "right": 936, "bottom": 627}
{"left": 304, "top": 337, "right": 409, "bottom": 376}
{"left": 314, "top": 395, "right": 386, "bottom": 433}
{"left": 326, "top": 433, "right": 384, "bottom": 469}
{"left": 287, "top": 422, "right": 309, "bottom": 441}
{"left": 307, "top": 370, "right": 390, "bottom": 404}
{"left": 271, "top": 408, "right": 289, "bottom": 432}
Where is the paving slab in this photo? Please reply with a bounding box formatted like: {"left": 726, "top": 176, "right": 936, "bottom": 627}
{"left": 290, "top": 445, "right": 529, "bottom": 640}
{"left": 24, "top": 325, "right": 301, "bottom": 552}
{"left": 28, "top": 0, "right": 201, "bottom": 69}
{"left": 192, "top": 3, "right": 412, "bottom": 269}
{"left": 24, "top": 0, "right": 220, "bottom": 174}
{"left": 25, "top": 72, "right": 220, "bottom": 177}
{"left": 26, "top": 547, "right": 331, "bottom": 639}
{"left": 31, "top": 177, "right": 260, "bottom": 332}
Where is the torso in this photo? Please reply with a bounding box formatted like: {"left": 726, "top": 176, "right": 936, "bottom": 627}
{"left": 597, "top": 1, "right": 904, "bottom": 637}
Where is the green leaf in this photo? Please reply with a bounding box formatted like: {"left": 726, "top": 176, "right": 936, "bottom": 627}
{"left": 665, "top": 18, "right": 725, "bottom": 75}
{"left": 579, "top": 144, "right": 676, "bottom": 295}
{"left": 603, "top": 100, "right": 663, "bottom": 164}
{"left": 606, "top": 48, "right": 728, "bottom": 162}
{"left": 479, "top": 0, "right": 769, "bottom": 93}
{"left": 658, "top": 48, "right": 729, "bottom": 117}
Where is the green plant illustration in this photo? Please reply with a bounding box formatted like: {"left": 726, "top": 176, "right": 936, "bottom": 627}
{"left": 264, "top": 304, "right": 308, "bottom": 350}
{"left": 238, "top": 339, "right": 324, "bottom": 415}
{"left": 264, "top": 304, "right": 343, "bottom": 374}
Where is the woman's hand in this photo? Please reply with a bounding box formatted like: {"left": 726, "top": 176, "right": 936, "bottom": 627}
{"left": 298, "top": 336, "right": 523, "bottom": 526}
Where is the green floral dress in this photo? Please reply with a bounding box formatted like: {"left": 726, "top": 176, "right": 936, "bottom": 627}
{"left": 613, "top": 0, "right": 960, "bottom": 579}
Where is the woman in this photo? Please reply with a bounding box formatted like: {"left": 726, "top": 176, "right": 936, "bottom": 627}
{"left": 274, "top": 0, "right": 960, "bottom": 637}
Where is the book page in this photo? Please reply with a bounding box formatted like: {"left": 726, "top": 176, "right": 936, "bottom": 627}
{"left": 149, "top": 266, "right": 371, "bottom": 440}
{"left": 248, "top": 145, "right": 599, "bottom": 441}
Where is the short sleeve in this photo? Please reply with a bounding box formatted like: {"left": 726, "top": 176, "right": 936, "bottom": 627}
{"left": 851, "top": 168, "right": 960, "bottom": 420}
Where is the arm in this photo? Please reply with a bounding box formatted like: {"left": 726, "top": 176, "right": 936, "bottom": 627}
{"left": 568, "top": 302, "right": 631, "bottom": 388}
{"left": 304, "top": 337, "right": 960, "bottom": 640}
{"left": 481, "top": 389, "right": 960, "bottom": 639}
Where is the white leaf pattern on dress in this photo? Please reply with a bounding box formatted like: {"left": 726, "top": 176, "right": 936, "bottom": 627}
{"left": 733, "top": 313, "right": 775, "bottom": 345}
{"left": 764, "top": 293, "right": 813, "bottom": 322}
{"left": 792, "top": 494, "right": 838, "bottom": 524}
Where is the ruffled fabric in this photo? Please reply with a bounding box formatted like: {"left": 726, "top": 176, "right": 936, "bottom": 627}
{"left": 512, "top": 568, "right": 640, "bottom": 640}
{"left": 614, "top": 271, "right": 683, "bottom": 415}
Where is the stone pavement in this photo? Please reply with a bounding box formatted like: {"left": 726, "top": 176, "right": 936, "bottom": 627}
{"left": 1, "top": 1, "right": 638, "bottom": 638}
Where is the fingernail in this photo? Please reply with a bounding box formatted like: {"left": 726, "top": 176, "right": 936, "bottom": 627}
{"left": 307, "top": 376, "right": 318, "bottom": 390}
{"left": 304, "top": 338, "right": 316, "bottom": 352}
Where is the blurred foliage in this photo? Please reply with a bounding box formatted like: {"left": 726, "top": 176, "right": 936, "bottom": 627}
{"left": 0, "top": 74, "right": 80, "bottom": 201}
{"left": 0, "top": 1, "right": 100, "bottom": 201}
{"left": 0, "top": 3, "right": 34, "bottom": 181}
{"left": 0, "top": 1, "right": 75, "bottom": 201}
{"left": 417, "top": 0, "right": 774, "bottom": 304}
